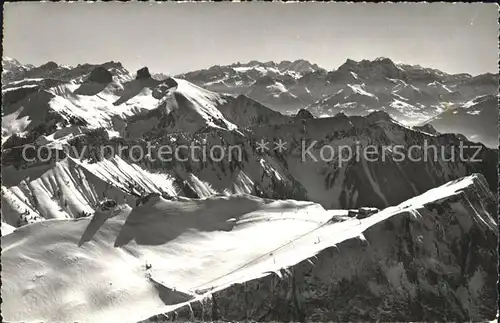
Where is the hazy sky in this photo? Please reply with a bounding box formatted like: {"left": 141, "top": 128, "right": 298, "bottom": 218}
{"left": 3, "top": 2, "right": 498, "bottom": 76}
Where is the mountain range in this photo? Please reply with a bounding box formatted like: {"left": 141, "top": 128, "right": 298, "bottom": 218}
{"left": 1, "top": 56, "right": 498, "bottom": 322}
{"left": 178, "top": 58, "right": 498, "bottom": 147}
{"left": 2, "top": 58, "right": 497, "bottom": 216}
{"left": 3, "top": 56, "right": 498, "bottom": 148}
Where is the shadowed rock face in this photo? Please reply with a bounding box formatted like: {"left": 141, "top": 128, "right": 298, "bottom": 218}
{"left": 295, "top": 108, "right": 314, "bottom": 120}
{"left": 136, "top": 67, "right": 152, "bottom": 80}
{"left": 2, "top": 85, "right": 40, "bottom": 106}
{"left": 72, "top": 66, "right": 115, "bottom": 95}
{"left": 87, "top": 66, "right": 113, "bottom": 84}
{"left": 167, "top": 174, "right": 497, "bottom": 323}
{"left": 162, "top": 77, "right": 178, "bottom": 88}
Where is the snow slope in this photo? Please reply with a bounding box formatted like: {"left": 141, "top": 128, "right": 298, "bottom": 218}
{"left": 165, "top": 78, "right": 237, "bottom": 132}
{"left": 1, "top": 156, "right": 178, "bottom": 226}
{"left": 217, "top": 94, "right": 291, "bottom": 128}
{"left": 2, "top": 174, "right": 495, "bottom": 322}
{"left": 1, "top": 194, "right": 336, "bottom": 322}
{"left": 1, "top": 222, "right": 16, "bottom": 236}
{"left": 185, "top": 173, "right": 498, "bottom": 322}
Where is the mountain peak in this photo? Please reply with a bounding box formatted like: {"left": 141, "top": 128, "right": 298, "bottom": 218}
{"left": 334, "top": 57, "right": 403, "bottom": 80}
{"left": 229, "top": 59, "right": 322, "bottom": 71}
{"left": 87, "top": 66, "right": 113, "bottom": 84}
{"left": 295, "top": 108, "right": 314, "bottom": 119}
{"left": 2, "top": 56, "right": 22, "bottom": 65}
{"left": 2, "top": 57, "right": 24, "bottom": 70}
{"left": 343, "top": 58, "right": 358, "bottom": 66}
{"left": 38, "top": 61, "right": 59, "bottom": 69}
{"left": 365, "top": 110, "right": 393, "bottom": 122}
{"left": 136, "top": 66, "right": 152, "bottom": 80}
{"left": 338, "top": 57, "right": 397, "bottom": 70}
{"left": 101, "top": 61, "right": 124, "bottom": 70}
{"left": 374, "top": 56, "right": 395, "bottom": 63}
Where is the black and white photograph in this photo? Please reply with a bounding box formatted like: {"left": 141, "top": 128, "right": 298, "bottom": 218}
{"left": 1, "top": 2, "right": 498, "bottom": 322}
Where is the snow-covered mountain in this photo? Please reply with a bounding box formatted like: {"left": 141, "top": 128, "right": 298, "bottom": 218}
{"left": 177, "top": 59, "right": 326, "bottom": 114}
{"left": 2, "top": 107, "right": 497, "bottom": 227}
{"left": 306, "top": 58, "right": 498, "bottom": 126}
{"left": 2, "top": 58, "right": 497, "bottom": 219}
{"left": 2, "top": 57, "right": 35, "bottom": 84}
{"left": 247, "top": 110, "right": 497, "bottom": 209}
{"left": 186, "top": 174, "right": 498, "bottom": 322}
{"left": 177, "top": 59, "right": 324, "bottom": 92}
{"left": 0, "top": 60, "right": 304, "bottom": 228}
{"left": 2, "top": 174, "right": 496, "bottom": 322}
{"left": 422, "top": 94, "right": 498, "bottom": 148}
{"left": 180, "top": 57, "right": 498, "bottom": 130}
{"left": 1, "top": 63, "right": 241, "bottom": 146}
{"left": 1, "top": 57, "right": 497, "bottom": 322}
{"left": 217, "top": 94, "right": 292, "bottom": 128}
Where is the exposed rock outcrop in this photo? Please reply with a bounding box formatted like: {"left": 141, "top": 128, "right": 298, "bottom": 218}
{"left": 136, "top": 67, "right": 152, "bottom": 80}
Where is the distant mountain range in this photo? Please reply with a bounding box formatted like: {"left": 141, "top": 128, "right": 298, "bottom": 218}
{"left": 176, "top": 58, "right": 498, "bottom": 147}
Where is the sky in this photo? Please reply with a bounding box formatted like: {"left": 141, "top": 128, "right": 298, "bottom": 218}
{"left": 3, "top": 2, "right": 498, "bottom": 76}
